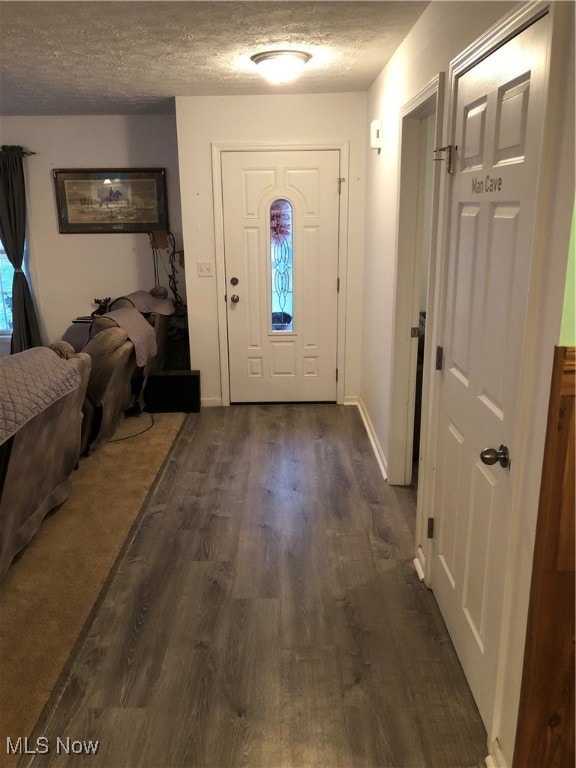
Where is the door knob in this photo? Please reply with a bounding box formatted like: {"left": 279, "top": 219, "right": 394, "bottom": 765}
{"left": 480, "top": 444, "right": 510, "bottom": 469}
{"left": 230, "top": 294, "right": 240, "bottom": 304}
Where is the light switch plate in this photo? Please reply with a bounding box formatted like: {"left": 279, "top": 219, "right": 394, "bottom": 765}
{"left": 197, "top": 261, "right": 213, "bottom": 277}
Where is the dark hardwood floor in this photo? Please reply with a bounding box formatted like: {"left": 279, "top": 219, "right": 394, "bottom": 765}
{"left": 22, "top": 405, "right": 486, "bottom": 768}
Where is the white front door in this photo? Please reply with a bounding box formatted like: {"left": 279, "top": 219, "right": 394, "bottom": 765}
{"left": 431, "top": 14, "right": 549, "bottom": 728}
{"left": 222, "top": 150, "right": 340, "bottom": 403}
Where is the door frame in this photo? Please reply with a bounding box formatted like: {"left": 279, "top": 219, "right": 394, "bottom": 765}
{"left": 387, "top": 75, "right": 446, "bottom": 586}
{"left": 427, "top": 1, "right": 574, "bottom": 760}
{"left": 387, "top": 76, "right": 445, "bottom": 492}
{"left": 212, "top": 142, "right": 350, "bottom": 406}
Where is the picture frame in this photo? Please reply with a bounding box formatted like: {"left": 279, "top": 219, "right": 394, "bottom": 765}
{"left": 53, "top": 168, "right": 169, "bottom": 234}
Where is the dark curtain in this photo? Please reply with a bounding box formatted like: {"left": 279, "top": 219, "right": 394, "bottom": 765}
{"left": 0, "top": 145, "right": 42, "bottom": 353}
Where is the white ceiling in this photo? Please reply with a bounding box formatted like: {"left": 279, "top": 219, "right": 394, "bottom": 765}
{"left": 0, "top": 1, "right": 429, "bottom": 115}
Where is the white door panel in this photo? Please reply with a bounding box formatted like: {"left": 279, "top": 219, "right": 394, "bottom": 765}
{"left": 432, "top": 14, "right": 549, "bottom": 728}
{"left": 222, "top": 151, "right": 340, "bottom": 402}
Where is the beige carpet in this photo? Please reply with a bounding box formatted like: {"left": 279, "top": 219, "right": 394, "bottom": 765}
{"left": 0, "top": 411, "right": 186, "bottom": 768}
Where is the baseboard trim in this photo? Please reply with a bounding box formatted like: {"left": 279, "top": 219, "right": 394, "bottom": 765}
{"left": 356, "top": 397, "right": 388, "bottom": 481}
{"left": 413, "top": 557, "right": 425, "bottom": 581}
{"left": 414, "top": 545, "right": 429, "bottom": 584}
{"left": 201, "top": 397, "right": 223, "bottom": 408}
{"left": 485, "top": 739, "right": 509, "bottom": 768}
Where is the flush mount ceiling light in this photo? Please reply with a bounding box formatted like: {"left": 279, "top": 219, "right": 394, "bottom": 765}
{"left": 250, "top": 50, "right": 312, "bottom": 84}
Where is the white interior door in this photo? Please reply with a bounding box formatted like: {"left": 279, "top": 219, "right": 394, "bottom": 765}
{"left": 222, "top": 150, "right": 340, "bottom": 403}
{"left": 431, "top": 14, "right": 549, "bottom": 728}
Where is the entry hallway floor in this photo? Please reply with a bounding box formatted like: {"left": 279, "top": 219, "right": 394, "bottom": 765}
{"left": 24, "top": 405, "right": 487, "bottom": 768}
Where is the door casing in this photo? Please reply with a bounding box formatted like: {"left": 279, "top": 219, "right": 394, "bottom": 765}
{"left": 387, "top": 76, "right": 445, "bottom": 490}
{"left": 212, "top": 142, "right": 350, "bottom": 406}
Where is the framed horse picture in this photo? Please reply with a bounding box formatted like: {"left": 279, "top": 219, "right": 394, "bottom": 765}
{"left": 53, "top": 168, "right": 169, "bottom": 233}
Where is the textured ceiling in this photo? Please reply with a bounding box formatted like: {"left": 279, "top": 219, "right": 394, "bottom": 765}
{"left": 0, "top": 1, "right": 429, "bottom": 115}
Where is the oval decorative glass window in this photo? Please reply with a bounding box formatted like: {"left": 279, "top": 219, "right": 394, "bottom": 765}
{"left": 270, "top": 198, "right": 294, "bottom": 331}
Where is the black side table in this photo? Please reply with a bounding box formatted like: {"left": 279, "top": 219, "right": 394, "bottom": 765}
{"left": 144, "top": 370, "right": 200, "bottom": 413}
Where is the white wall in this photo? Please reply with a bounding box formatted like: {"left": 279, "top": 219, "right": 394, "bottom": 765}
{"left": 361, "top": 1, "right": 515, "bottom": 466}
{"left": 175, "top": 92, "right": 366, "bottom": 405}
{"left": 0, "top": 115, "right": 182, "bottom": 343}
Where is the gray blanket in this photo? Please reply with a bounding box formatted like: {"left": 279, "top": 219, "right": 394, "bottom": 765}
{"left": 0, "top": 347, "right": 81, "bottom": 446}
{"left": 111, "top": 290, "right": 175, "bottom": 316}
{"left": 103, "top": 308, "right": 157, "bottom": 367}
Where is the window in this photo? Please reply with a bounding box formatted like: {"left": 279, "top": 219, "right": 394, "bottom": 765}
{"left": 270, "top": 198, "right": 293, "bottom": 332}
{"left": 0, "top": 244, "right": 13, "bottom": 332}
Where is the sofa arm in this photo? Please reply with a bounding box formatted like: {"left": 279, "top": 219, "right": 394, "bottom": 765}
{"left": 0, "top": 348, "right": 91, "bottom": 578}
{"left": 82, "top": 327, "right": 131, "bottom": 405}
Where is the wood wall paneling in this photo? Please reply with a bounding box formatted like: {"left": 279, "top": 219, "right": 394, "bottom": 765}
{"left": 513, "top": 347, "right": 575, "bottom": 768}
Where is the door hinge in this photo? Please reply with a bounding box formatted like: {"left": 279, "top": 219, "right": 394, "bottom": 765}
{"left": 337, "top": 277, "right": 340, "bottom": 293}
{"left": 435, "top": 345, "right": 444, "bottom": 371}
{"left": 336, "top": 368, "right": 339, "bottom": 382}
{"left": 338, "top": 177, "right": 346, "bottom": 194}
{"left": 427, "top": 518, "right": 435, "bottom": 538}
{"left": 433, "top": 144, "right": 457, "bottom": 174}
{"left": 411, "top": 326, "right": 419, "bottom": 338}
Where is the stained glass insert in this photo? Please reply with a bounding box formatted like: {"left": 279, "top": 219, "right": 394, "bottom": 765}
{"left": 270, "top": 199, "right": 294, "bottom": 331}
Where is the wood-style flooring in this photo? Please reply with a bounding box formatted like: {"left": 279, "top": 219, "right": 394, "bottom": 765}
{"left": 22, "top": 405, "right": 487, "bottom": 768}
